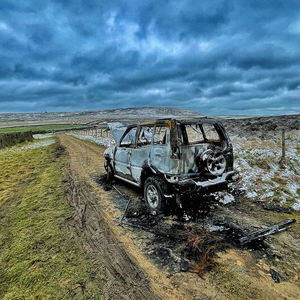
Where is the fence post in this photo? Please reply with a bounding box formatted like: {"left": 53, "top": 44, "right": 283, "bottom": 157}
{"left": 279, "top": 129, "right": 286, "bottom": 168}
{"left": 281, "top": 129, "right": 285, "bottom": 159}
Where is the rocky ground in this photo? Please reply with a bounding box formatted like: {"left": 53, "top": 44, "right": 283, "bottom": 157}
{"left": 220, "top": 114, "right": 300, "bottom": 138}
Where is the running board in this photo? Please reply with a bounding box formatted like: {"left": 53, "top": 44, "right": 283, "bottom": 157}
{"left": 114, "top": 175, "right": 140, "bottom": 187}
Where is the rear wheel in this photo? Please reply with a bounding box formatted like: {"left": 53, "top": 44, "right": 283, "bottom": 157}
{"left": 144, "top": 177, "right": 166, "bottom": 214}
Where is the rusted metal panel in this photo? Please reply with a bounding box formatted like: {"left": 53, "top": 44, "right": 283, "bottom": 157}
{"left": 131, "top": 147, "right": 150, "bottom": 183}
{"left": 149, "top": 144, "right": 179, "bottom": 174}
{"left": 114, "top": 148, "right": 132, "bottom": 176}
{"left": 180, "top": 144, "right": 208, "bottom": 174}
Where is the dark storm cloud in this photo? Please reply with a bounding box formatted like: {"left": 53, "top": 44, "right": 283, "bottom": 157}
{"left": 0, "top": 0, "right": 300, "bottom": 114}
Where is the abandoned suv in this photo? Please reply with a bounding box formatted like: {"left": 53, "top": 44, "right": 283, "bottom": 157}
{"left": 104, "top": 118, "right": 239, "bottom": 213}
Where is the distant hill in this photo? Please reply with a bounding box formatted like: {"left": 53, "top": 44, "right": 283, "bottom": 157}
{"left": 0, "top": 107, "right": 203, "bottom": 127}
{"left": 1, "top": 108, "right": 298, "bottom": 134}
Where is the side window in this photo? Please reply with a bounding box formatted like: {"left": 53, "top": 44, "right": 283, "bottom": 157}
{"left": 202, "top": 123, "right": 220, "bottom": 142}
{"left": 153, "top": 126, "right": 168, "bottom": 145}
{"left": 120, "top": 127, "right": 137, "bottom": 147}
{"left": 137, "top": 126, "right": 153, "bottom": 146}
{"left": 185, "top": 124, "right": 204, "bottom": 144}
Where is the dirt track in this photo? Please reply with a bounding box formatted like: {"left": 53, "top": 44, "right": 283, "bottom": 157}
{"left": 59, "top": 134, "right": 231, "bottom": 299}
{"left": 59, "top": 135, "right": 161, "bottom": 299}
{"left": 59, "top": 134, "right": 300, "bottom": 300}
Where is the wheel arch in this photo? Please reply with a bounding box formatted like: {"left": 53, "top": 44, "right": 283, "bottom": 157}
{"left": 140, "top": 166, "right": 156, "bottom": 188}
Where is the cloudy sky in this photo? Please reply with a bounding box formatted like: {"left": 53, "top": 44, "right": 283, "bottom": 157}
{"left": 0, "top": 0, "right": 300, "bottom": 115}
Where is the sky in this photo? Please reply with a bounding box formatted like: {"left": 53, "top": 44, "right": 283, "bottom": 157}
{"left": 0, "top": 0, "right": 300, "bottom": 115}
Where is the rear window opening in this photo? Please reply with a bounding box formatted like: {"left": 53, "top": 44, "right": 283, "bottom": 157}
{"left": 182, "top": 123, "right": 221, "bottom": 144}
{"left": 202, "top": 123, "right": 221, "bottom": 142}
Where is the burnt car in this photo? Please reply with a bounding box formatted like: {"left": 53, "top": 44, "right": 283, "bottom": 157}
{"left": 104, "top": 118, "right": 239, "bottom": 213}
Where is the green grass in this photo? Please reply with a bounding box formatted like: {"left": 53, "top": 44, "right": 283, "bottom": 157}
{"left": 0, "top": 131, "right": 33, "bottom": 149}
{"left": 0, "top": 142, "right": 100, "bottom": 299}
{"left": 0, "top": 124, "right": 85, "bottom": 134}
{"left": 0, "top": 137, "right": 55, "bottom": 154}
{"left": 210, "top": 262, "right": 258, "bottom": 300}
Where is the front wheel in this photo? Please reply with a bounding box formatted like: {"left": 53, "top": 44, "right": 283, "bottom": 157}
{"left": 104, "top": 160, "right": 114, "bottom": 182}
{"left": 144, "top": 177, "right": 166, "bottom": 214}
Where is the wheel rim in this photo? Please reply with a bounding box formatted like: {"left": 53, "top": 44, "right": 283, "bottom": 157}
{"left": 146, "top": 184, "right": 159, "bottom": 209}
{"left": 207, "top": 152, "right": 226, "bottom": 176}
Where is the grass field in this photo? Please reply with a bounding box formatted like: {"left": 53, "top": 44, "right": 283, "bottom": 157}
{"left": 0, "top": 141, "right": 100, "bottom": 299}
{"left": 0, "top": 124, "right": 84, "bottom": 134}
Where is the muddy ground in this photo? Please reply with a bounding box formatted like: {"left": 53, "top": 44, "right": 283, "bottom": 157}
{"left": 59, "top": 134, "right": 300, "bottom": 300}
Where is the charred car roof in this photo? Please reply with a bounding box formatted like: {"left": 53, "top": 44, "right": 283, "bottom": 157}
{"left": 108, "top": 117, "right": 223, "bottom": 144}
{"left": 121, "top": 117, "right": 220, "bottom": 128}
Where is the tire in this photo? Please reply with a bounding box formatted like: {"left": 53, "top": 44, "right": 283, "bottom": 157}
{"left": 104, "top": 160, "right": 114, "bottom": 182}
{"left": 144, "top": 177, "right": 167, "bottom": 214}
{"left": 197, "top": 149, "right": 226, "bottom": 176}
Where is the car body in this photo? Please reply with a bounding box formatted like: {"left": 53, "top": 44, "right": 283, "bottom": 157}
{"left": 104, "top": 118, "right": 239, "bottom": 212}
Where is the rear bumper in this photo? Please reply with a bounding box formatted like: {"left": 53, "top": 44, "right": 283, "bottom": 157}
{"left": 166, "top": 171, "right": 239, "bottom": 194}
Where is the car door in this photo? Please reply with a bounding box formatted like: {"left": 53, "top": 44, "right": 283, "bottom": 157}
{"left": 131, "top": 125, "right": 153, "bottom": 184}
{"left": 149, "top": 125, "right": 176, "bottom": 173}
{"left": 114, "top": 127, "right": 137, "bottom": 179}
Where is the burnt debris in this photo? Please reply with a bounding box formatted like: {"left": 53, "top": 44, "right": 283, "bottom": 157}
{"left": 183, "top": 229, "right": 228, "bottom": 277}
{"left": 270, "top": 268, "right": 282, "bottom": 283}
{"left": 262, "top": 205, "right": 291, "bottom": 214}
{"left": 95, "top": 174, "right": 113, "bottom": 191}
{"left": 239, "top": 219, "right": 296, "bottom": 246}
{"left": 95, "top": 173, "right": 297, "bottom": 278}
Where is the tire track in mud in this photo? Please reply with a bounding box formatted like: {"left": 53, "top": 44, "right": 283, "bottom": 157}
{"left": 59, "top": 135, "right": 160, "bottom": 300}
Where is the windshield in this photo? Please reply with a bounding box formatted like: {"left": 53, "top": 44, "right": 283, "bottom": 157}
{"left": 108, "top": 122, "right": 130, "bottom": 144}
{"left": 120, "top": 127, "right": 137, "bottom": 147}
